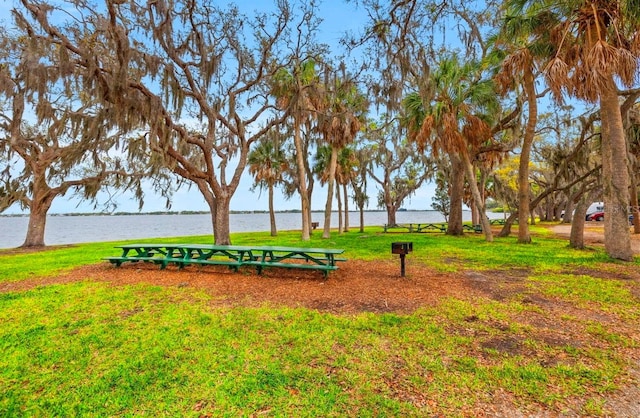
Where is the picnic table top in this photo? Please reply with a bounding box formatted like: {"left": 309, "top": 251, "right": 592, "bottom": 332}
{"left": 115, "top": 243, "right": 345, "bottom": 254}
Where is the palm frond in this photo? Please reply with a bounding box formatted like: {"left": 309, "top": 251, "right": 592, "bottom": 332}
{"left": 544, "top": 57, "right": 570, "bottom": 102}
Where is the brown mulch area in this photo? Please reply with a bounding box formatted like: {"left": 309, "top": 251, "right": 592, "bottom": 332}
{"left": 2, "top": 258, "right": 476, "bottom": 315}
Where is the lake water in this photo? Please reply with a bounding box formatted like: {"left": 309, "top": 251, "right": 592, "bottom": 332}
{"left": 0, "top": 210, "right": 505, "bottom": 249}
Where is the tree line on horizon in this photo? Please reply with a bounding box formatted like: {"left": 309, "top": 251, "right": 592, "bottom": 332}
{"left": 0, "top": 0, "right": 639, "bottom": 261}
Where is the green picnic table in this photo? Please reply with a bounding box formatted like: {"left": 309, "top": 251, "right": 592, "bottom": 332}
{"left": 384, "top": 223, "right": 483, "bottom": 233}
{"left": 104, "top": 244, "right": 346, "bottom": 278}
{"left": 383, "top": 223, "right": 447, "bottom": 233}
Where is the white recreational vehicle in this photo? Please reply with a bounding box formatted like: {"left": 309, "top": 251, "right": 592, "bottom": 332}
{"left": 587, "top": 202, "right": 604, "bottom": 216}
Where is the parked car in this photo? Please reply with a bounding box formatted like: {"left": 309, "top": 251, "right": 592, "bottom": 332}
{"left": 586, "top": 211, "right": 635, "bottom": 223}
{"left": 587, "top": 211, "right": 605, "bottom": 221}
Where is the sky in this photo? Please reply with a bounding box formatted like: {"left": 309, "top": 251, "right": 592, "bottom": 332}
{"left": 1, "top": 0, "right": 441, "bottom": 215}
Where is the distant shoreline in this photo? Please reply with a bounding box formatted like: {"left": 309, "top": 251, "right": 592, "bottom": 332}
{"left": 1, "top": 209, "right": 407, "bottom": 217}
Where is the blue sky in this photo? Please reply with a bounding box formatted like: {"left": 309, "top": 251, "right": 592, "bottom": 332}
{"left": 1, "top": 0, "right": 440, "bottom": 214}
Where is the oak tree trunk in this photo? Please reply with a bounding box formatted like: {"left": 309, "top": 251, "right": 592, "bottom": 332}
{"left": 629, "top": 172, "right": 640, "bottom": 234}
{"left": 563, "top": 197, "right": 575, "bottom": 224}
{"left": 21, "top": 176, "right": 55, "bottom": 248}
{"left": 569, "top": 190, "right": 598, "bottom": 249}
{"left": 211, "top": 195, "right": 232, "bottom": 245}
{"left": 22, "top": 199, "right": 51, "bottom": 248}
{"left": 386, "top": 205, "right": 397, "bottom": 226}
{"left": 462, "top": 152, "right": 492, "bottom": 242}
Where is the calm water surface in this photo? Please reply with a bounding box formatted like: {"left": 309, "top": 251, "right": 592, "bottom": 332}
{"left": 0, "top": 211, "right": 505, "bottom": 249}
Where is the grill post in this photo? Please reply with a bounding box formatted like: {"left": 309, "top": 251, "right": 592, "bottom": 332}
{"left": 391, "top": 242, "right": 413, "bottom": 277}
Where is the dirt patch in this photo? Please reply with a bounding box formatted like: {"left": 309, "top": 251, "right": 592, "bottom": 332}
{"left": 551, "top": 222, "right": 640, "bottom": 254}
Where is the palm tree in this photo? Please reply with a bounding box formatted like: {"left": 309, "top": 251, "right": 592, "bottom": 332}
{"left": 492, "top": 7, "right": 555, "bottom": 244}
{"left": 351, "top": 146, "right": 370, "bottom": 233}
{"left": 270, "top": 60, "right": 323, "bottom": 241}
{"left": 248, "top": 134, "right": 287, "bottom": 236}
{"left": 511, "top": 0, "right": 640, "bottom": 260}
{"left": 316, "top": 71, "right": 366, "bottom": 239}
{"left": 405, "top": 56, "right": 500, "bottom": 241}
{"left": 335, "top": 146, "right": 359, "bottom": 233}
{"left": 315, "top": 145, "right": 359, "bottom": 234}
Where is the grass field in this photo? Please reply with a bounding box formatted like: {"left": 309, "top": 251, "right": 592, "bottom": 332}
{"left": 1, "top": 225, "right": 639, "bottom": 416}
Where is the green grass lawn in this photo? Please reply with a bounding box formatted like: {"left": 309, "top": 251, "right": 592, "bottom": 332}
{"left": 1, "top": 225, "right": 639, "bottom": 416}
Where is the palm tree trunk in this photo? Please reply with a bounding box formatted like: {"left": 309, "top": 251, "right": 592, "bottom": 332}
{"left": 337, "top": 184, "right": 343, "bottom": 234}
{"left": 517, "top": 68, "right": 537, "bottom": 243}
{"left": 268, "top": 183, "right": 277, "bottom": 237}
{"left": 343, "top": 183, "right": 349, "bottom": 232}
{"left": 600, "top": 79, "right": 632, "bottom": 260}
{"left": 293, "top": 117, "right": 311, "bottom": 241}
{"left": 322, "top": 147, "right": 338, "bottom": 239}
{"left": 462, "top": 152, "right": 493, "bottom": 242}
{"left": 447, "top": 154, "right": 465, "bottom": 235}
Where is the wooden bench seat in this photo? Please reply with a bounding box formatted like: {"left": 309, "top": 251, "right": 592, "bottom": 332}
{"left": 183, "top": 258, "right": 243, "bottom": 271}
{"left": 243, "top": 260, "right": 338, "bottom": 277}
{"left": 104, "top": 256, "right": 167, "bottom": 267}
{"left": 287, "top": 254, "right": 347, "bottom": 262}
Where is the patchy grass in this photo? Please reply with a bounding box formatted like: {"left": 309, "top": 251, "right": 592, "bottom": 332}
{"left": 0, "top": 283, "right": 631, "bottom": 416}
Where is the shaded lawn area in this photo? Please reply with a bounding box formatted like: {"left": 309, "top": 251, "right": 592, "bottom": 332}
{"left": 0, "top": 225, "right": 639, "bottom": 416}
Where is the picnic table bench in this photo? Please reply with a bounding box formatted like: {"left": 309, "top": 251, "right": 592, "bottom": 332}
{"left": 104, "top": 243, "right": 345, "bottom": 278}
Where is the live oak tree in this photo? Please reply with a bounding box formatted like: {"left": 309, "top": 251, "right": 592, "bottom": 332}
{"left": 431, "top": 171, "right": 452, "bottom": 222}
{"left": 521, "top": 110, "right": 602, "bottom": 240}
{"left": 626, "top": 99, "right": 640, "bottom": 233}
{"left": 362, "top": 119, "right": 434, "bottom": 226}
{"left": 355, "top": 0, "right": 508, "bottom": 237}
{"left": 0, "top": 26, "right": 137, "bottom": 248}
{"left": 17, "top": 0, "right": 318, "bottom": 245}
